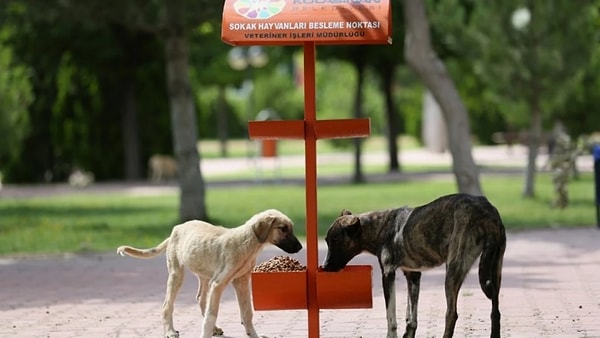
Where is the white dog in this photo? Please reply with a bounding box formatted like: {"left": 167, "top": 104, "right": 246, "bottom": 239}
{"left": 117, "top": 209, "right": 303, "bottom": 338}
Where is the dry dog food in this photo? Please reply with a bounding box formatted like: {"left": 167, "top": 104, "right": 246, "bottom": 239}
{"left": 253, "top": 256, "right": 307, "bottom": 272}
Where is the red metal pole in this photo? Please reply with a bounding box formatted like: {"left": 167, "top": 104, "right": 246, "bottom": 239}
{"left": 303, "top": 41, "right": 319, "bottom": 338}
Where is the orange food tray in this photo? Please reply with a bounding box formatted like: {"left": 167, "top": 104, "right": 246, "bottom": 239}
{"left": 251, "top": 270, "right": 307, "bottom": 310}
{"left": 317, "top": 265, "right": 373, "bottom": 309}
{"left": 251, "top": 265, "right": 372, "bottom": 311}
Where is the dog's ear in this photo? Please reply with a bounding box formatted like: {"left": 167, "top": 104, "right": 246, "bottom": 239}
{"left": 339, "top": 215, "right": 360, "bottom": 227}
{"left": 253, "top": 215, "right": 275, "bottom": 243}
{"left": 340, "top": 209, "right": 352, "bottom": 216}
{"left": 341, "top": 215, "right": 361, "bottom": 236}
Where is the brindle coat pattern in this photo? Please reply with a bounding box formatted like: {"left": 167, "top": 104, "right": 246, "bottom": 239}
{"left": 322, "top": 193, "right": 506, "bottom": 338}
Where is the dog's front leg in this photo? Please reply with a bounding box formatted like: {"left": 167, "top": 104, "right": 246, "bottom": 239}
{"left": 402, "top": 271, "right": 421, "bottom": 338}
{"left": 232, "top": 275, "right": 262, "bottom": 338}
{"left": 382, "top": 269, "right": 398, "bottom": 338}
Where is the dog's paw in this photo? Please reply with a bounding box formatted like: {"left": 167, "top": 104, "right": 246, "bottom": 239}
{"left": 213, "top": 326, "right": 224, "bottom": 336}
{"left": 165, "top": 330, "right": 179, "bottom": 338}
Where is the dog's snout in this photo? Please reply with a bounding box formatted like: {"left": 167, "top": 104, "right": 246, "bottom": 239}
{"left": 321, "top": 260, "right": 342, "bottom": 272}
{"left": 278, "top": 235, "right": 303, "bottom": 254}
{"left": 321, "top": 250, "right": 348, "bottom": 272}
{"left": 321, "top": 265, "right": 335, "bottom": 272}
{"left": 287, "top": 238, "right": 303, "bottom": 254}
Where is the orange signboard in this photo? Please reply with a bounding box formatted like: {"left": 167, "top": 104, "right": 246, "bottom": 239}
{"left": 222, "top": 0, "right": 391, "bottom": 46}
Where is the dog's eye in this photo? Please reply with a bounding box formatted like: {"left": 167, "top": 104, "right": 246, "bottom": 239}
{"left": 278, "top": 226, "right": 288, "bottom": 233}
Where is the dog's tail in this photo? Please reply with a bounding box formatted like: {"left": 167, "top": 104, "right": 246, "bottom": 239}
{"left": 116, "top": 237, "right": 169, "bottom": 259}
{"left": 478, "top": 230, "right": 506, "bottom": 300}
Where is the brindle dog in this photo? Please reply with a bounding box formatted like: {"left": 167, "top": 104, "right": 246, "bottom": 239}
{"left": 322, "top": 193, "right": 506, "bottom": 338}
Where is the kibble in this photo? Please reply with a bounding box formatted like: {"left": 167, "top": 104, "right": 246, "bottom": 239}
{"left": 253, "top": 256, "right": 307, "bottom": 272}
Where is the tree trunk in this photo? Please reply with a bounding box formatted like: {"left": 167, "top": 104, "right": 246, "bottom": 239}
{"left": 382, "top": 68, "right": 400, "bottom": 172}
{"left": 523, "top": 96, "right": 542, "bottom": 198}
{"left": 164, "top": 31, "right": 207, "bottom": 221}
{"left": 403, "top": 0, "right": 482, "bottom": 195}
{"left": 122, "top": 77, "right": 142, "bottom": 180}
{"left": 352, "top": 61, "right": 365, "bottom": 184}
{"left": 216, "top": 84, "right": 228, "bottom": 158}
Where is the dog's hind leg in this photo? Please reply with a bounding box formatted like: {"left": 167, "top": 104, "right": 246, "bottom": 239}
{"left": 196, "top": 276, "right": 224, "bottom": 336}
{"left": 479, "top": 235, "right": 505, "bottom": 338}
{"left": 443, "top": 254, "right": 478, "bottom": 338}
{"left": 201, "top": 275, "right": 229, "bottom": 338}
{"left": 232, "top": 274, "right": 260, "bottom": 338}
{"left": 402, "top": 271, "right": 421, "bottom": 338}
{"left": 162, "top": 258, "right": 184, "bottom": 338}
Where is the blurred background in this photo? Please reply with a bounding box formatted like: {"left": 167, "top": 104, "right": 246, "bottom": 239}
{"left": 1, "top": 0, "right": 599, "bottom": 219}
{"left": 0, "top": 0, "right": 600, "bottom": 250}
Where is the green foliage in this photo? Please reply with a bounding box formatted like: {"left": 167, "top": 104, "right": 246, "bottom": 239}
{"left": 316, "top": 60, "right": 356, "bottom": 121}
{"left": 445, "top": 59, "right": 509, "bottom": 144}
{"left": 465, "top": 0, "right": 598, "bottom": 130}
{"left": 2, "top": 2, "right": 172, "bottom": 182}
{"left": 428, "top": 0, "right": 600, "bottom": 142}
{"left": 0, "top": 27, "right": 33, "bottom": 170}
{"left": 253, "top": 59, "right": 304, "bottom": 121}
{"left": 393, "top": 66, "right": 424, "bottom": 141}
{"left": 195, "top": 85, "right": 247, "bottom": 139}
{"left": 314, "top": 59, "right": 386, "bottom": 149}
{"left": 559, "top": 46, "right": 600, "bottom": 137}
{"left": 50, "top": 52, "right": 100, "bottom": 169}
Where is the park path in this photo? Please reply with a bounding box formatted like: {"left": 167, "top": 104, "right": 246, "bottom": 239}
{"left": 1, "top": 144, "right": 593, "bottom": 199}
{"left": 1, "top": 228, "right": 600, "bottom": 337}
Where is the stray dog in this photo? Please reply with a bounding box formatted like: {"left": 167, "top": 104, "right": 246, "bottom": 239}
{"left": 148, "top": 154, "right": 177, "bottom": 183}
{"left": 117, "top": 209, "right": 303, "bottom": 338}
{"left": 322, "top": 193, "right": 506, "bottom": 338}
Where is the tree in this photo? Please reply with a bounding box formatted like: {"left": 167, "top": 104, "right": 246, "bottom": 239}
{"left": 5, "top": 0, "right": 222, "bottom": 220}
{"left": 2, "top": 1, "right": 172, "bottom": 183}
{"left": 155, "top": 0, "right": 207, "bottom": 221}
{"left": 559, "top": 46, "right": 600, "bottom": 137}
{"left": 403, "top": 0, "right": 482, "bottom": 195}
{"left": 351, "top": 52, "right": 368, "bottom": 183}
{"left": 369, "top": 2, "right": 406, "bottom": 173}
{"left": 91, "top": 0, "right": 224, "bottom": 221}
{"left": 0, "top": 27, "right": 33, "bottom": 174}
{"left": 467, "top": 0, "right": 598, "bottom": 198}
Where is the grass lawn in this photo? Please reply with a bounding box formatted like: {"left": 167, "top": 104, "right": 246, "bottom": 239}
{"left": 0, "top": 171, "right": 596, "bottom": 256}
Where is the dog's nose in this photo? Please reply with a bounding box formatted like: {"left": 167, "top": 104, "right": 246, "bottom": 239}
{"left": 321, "top": 263, "right": 336, "bottom": 272}
{"left": 290, "top": 239, "right": 303, "bottom": 253}
{"left": 289, "top": 241, "right": 302, "bottom": 253}
{"left": 321, "top": 257, "right": 343, "bottom": 272}
{"left": 277, "top": 237, "right": 303, "bottom": 254}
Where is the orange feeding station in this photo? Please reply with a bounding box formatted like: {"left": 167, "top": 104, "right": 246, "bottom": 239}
{"left": 222, "top": 1, "right": 391, "bottom": 336}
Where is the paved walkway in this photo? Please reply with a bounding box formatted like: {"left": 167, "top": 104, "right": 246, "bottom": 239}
{"left": 2, "top": 228, "right": 600, "bottom": 338}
